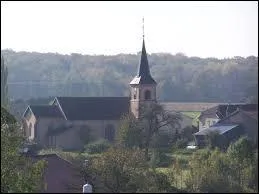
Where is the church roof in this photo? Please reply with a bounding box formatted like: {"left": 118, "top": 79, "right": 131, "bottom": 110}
{"left": 54, "top": 97, "right": 130, "bottom": 120}
{"left": 130, "top": 39, "right": 156, "bottom": 85}
{"left": 27, "top": 105, "right": 64, "bottom": 119}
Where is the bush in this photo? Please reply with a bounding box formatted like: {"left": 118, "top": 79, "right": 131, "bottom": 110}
{"left": 150, "top": 149, "right": 172, "bottom": 168}
{"left": 84, "top": 139, "right": 111, "bottom": 154}
{"left": 172, "top": 138, "right": 188, "bottom": 150}
{"left": 151, "top": 133, "right": 173, "bottom": 149}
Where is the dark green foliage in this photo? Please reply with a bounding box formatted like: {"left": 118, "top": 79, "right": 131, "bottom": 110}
{"left": 2, "top": 49, "right": 257, "bottom": 104}
{"left": 84, "top": 139, "right": 111, "bottom": 154}
{"left": 116, "top": 113, "right": 143, "bottom": 148}
{"left": 84, "top": 147, "right": 178, "bottom": 193}
{"left": 227, "top": 136, "right": 254, "bottom": 163}
{"left": 205, "top": 130, "right": 222, "bottom": 149}
{"left": 173, "top": 138, "right": 189, "bottom": 149}
{"left": 150, "top": 149, "right": 172, "bottom": 168}
{"left": 1, "top": 55, "right": 9, "bottom": 108}
{"left": 1, "top": 107, "right": 47, "bottom": 192}
{"left": 151, "top": 132, "right": 173, "bottom": 149}
{"left": 117, "top": 104, "right": 181, "bottom": 160}
{"left": 184, "top": 138, "right": 258, "bottom": 193}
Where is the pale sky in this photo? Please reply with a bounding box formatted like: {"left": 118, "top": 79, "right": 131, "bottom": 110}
{"left": 1, "top": 1, "right": 258, "bottom": 58}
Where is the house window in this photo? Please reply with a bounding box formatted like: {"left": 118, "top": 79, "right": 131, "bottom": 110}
{"left": 133, "top": 94, "right": 136, "bottom": 99}
{"left": 144, "top": 90, "right": 151, "bottom": 100}
{"left": 105, "top": 124, "right": 115, "bottom": 142}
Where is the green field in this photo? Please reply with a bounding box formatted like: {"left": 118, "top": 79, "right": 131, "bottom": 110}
{"left": 181, "top": 111, "right": 201, "bottom": 126}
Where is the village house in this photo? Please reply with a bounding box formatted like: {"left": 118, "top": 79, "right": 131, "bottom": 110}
{"left": 195, "top": 105, "right": 258, "bottom": 148}
{"left": 197, "top": 103, "right": 257, "bottom": 130}
{"left": 22, "top": 38, "right": 194, "bottom": 150}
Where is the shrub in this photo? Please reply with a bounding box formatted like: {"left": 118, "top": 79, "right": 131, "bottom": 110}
{"left": 84, "top": 139, "right": 111, "bottom": 154}
{"left": 173, "top": 138, "right": 188, "bottom": 150}
{"left": 150, "top": 149, "right": 172, "bottom": 168}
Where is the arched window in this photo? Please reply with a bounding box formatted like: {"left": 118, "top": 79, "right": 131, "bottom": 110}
{"left": 29, "top": 123, "right": 32, "bottom": 137}
{"left": 105, "top": 124, "right": 115, "bottom": 142}
{"left": 144, "top": 90, "right": 151, "bottom": 100}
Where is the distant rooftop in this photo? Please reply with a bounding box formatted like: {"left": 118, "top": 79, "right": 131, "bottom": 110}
{"left": 194, "top": 124, "right": 239, "bottom": 136}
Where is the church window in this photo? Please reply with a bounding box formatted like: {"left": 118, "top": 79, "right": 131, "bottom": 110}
{"left": 29, "top": 123, "right": 32, "bottom": 137}
{"left": 48, "top": 135, "right": 56, "bottom": 148}
{"left": 133, "top": 88, "right": 137, "bottom": 99}
{"left": 144, "top": 90, "right": 151, "bottom": 100}
{"left": 105, "top": 124, "right": 115, "bottom": 142}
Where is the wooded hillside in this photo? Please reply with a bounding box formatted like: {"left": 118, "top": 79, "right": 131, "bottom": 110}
{"left": 1, "top": 49, "right": 258, "bottom": 103}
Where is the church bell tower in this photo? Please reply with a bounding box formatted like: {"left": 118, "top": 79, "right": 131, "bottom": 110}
{"left": 129, "top": 18, "right": 157, "bottom": 118}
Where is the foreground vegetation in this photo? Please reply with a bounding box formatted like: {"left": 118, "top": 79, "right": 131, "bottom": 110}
{"left": 1, "top": 107, "right": 47, "bottom": 193}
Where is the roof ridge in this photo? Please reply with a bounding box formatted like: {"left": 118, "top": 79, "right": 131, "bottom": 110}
{"left": 218, "top": 108, "right": 240, "bottom": 123}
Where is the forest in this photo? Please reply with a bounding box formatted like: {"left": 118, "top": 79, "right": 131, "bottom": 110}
{"left": 1, "top": 49, "right": 258, "bottom": 104}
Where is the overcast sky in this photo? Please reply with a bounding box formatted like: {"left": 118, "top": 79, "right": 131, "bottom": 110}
{"left": 1, "top": 1, "right": 258, "bottom": 58}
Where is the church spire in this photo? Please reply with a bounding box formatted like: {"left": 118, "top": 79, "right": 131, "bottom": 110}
{"left": 130, "top": 18, "right": 156, "bottom": 85}
{"left": 129, "top": 18, "right": 157, "bottom": 118}
{"left": 142, "top": 17, "right": 145, "bottom": 39}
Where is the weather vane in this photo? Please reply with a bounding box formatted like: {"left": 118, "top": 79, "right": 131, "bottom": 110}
{"left": 142, "top": 17, "right": 145, "bottom": 39}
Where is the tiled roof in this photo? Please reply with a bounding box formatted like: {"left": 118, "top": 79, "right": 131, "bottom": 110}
{"left": 161, "top": 102, "right": 220, "bottom": 112}
{"left": 29, "top": 105, "right": 64, "bottom": 119}
{"left": 55, "top": 97, "right": 130, "bottom": 120}
{"left": 217, "top": 108, "right": 258, "bottom": 124}
{"left": 198, "top": 103, "right": 257, "bottom": 121}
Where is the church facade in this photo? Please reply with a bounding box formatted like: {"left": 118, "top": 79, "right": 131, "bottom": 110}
{"left": 22, "top": 38, "right": 192, "bottom": 150}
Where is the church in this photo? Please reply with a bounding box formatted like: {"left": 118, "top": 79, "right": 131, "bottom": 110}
{"left": 22, "top": 36, "right": 193, "bottom": 150}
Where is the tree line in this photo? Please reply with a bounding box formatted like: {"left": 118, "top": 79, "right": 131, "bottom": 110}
{"left": 1, "top": 49, "right": 258, "bottom": 103}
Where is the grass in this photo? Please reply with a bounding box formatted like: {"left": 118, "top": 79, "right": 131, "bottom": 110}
{"left": 181, "top": 111, "right": 201, "bottom": 119}
{"left": 180, "top": 111, "right": 201, "bottom": 127}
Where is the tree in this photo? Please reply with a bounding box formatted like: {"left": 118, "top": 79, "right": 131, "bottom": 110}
{"left": 185, "top": 148, "right": 233, "bottom": 193}
{"left": 1, "top": 55, "right": 9, "bottom": 108}
{"left": 117, "top": 103, "right": 181, "bottom": 160}
{"left": 205, "top": 130, "right": 222, "bottom": 149}
{"left": 1, "top": 107, "right": 47, "bottom": 192}
{"left": 116, "top": 113, "right": 143, "bottom": 148}
{"left": 184, "top": 139, "right": 258, "bottom": 193}
{"left": 227, "top": 136, "right": 257, "bottom": 191}
{"left": 138, "top": 103, "right": 182, "bottom": 160}
{"left": 83, "top": 147, "right": 173, "bottom": 192}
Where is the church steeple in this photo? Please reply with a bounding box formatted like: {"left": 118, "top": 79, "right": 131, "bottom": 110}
{"left": 130, "top": 18, "right": 156, "bottom": 85}
{"left": 129, "top": 18, "right": 157, "bottom": 118}
{"left": 133, "top": 39, "right": 156, "bottom": 85}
